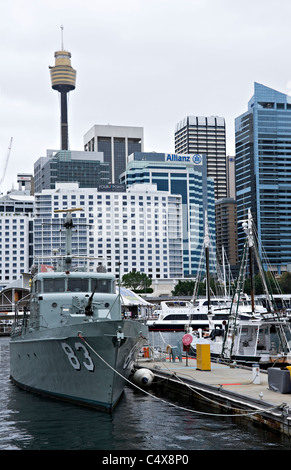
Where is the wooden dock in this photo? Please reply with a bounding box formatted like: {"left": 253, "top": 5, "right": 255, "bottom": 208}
{"left": 136, "top": 355, "right": 291, "bottom": 437}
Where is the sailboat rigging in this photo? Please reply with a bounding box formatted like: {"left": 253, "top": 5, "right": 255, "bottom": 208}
{"left": 188, "top": 210, "right": 291, "bottom": 368}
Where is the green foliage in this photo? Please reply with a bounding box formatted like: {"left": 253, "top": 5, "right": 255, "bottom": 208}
{"left": 243, "top": 272, "right": 291, "bottom": 295}
{"left": 171, "top": 280, "right": 195, "bottom": 296}
{"left": 121, "top": 271, "right": 152, "bottom": 292}
{"left": 171, "top": 278, "right": 222, "bottom": 297}
{"left": 279, "top": 272, "right": 291, "bottom": 294}
{"left": 172, "top": 271, "right": 291, "bottom": 298}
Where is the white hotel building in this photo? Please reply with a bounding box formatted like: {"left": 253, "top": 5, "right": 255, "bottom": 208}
{"left": 33, "top": 182, "right": 183, "bottom": 283}
{"left": 0, "top": 184, "right": 34, "bottom": 289}
{"left": 0, "top": 213, "right": 32, "bottom": 289}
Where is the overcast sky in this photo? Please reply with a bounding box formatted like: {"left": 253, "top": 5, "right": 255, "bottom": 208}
{"left": 0, "top": 0, "right": 291, "bottom": 194}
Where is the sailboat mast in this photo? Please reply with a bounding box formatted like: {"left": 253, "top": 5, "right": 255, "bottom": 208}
{"left": 222, "top": 246, "right": 227, "bottom": 298}
{"left": 243, "top": 210, "right": 256, "bottom": 314}
{"left": 204, "top": 212, "right": 211, "bottom": 317}
{"left": 243, "top": 209, "right": 275, "bottom": 315}
{"left": 249, "top": 246, "right": 255, "bottom": 314}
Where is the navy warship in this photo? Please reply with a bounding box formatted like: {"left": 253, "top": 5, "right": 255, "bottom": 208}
{"left": 9, "top": 209, "right": 148, "bottom": 412}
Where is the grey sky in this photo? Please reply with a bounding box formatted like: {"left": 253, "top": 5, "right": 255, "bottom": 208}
{"left": 0, "top": 0, "right": 290, "bottom": 193}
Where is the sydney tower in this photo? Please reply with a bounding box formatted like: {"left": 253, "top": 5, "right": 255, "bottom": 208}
{"left": 49, "top": 30, "right": 76, "bottom": 150}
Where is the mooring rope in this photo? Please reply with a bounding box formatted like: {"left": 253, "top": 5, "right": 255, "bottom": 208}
{"left": 78, "top": 333, "right": 285, "bottom": 418}
{"left": 143, "top": 345, "right": 286, "bottom": 416}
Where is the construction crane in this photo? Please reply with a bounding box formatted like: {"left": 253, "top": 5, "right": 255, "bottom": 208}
{"left": 0, "top": 137, "right": 13, "bottom": 190}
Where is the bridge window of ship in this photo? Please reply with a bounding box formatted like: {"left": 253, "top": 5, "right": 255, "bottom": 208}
{"left": 67, "top": 278, "right": 89, "bottom": 292}
{"left": 35, "top": 280, "right": 41, "bottom": 293}
{"left": 91, "top": 279, "right": 112, "bottom": 293}
{"left": 43, "top": 278, "right": 65, "bottom": 293}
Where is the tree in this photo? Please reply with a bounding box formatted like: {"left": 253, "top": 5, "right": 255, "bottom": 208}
{"left": 171, "top": 278, "right": 221, "bottom": 297}
{"left": 121, "top": 271, "right": 152, "bottom": 292}
{"left": 279, "top": 272, "right": 291, "bottom": 294}
{"left": 172, "top": 280, "right": 195, "bottom": 296}
{"left": 242, "top": 272, "right": 281, "bottom": 295}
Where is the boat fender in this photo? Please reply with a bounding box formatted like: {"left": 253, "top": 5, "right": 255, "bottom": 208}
{"left": 132, "top": 368, "right": 154, "bottom": 387}
{"left": 182, "top": 333, "right": 193, "bottom": 346}
{"left": 166, "top": 344, "right": 172, "bottom": 355}
{"left": 182, "top": 333, "right": 192, "bottom": 351}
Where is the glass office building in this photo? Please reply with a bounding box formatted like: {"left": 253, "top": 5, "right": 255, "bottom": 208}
{"left": 235, "top": 82, "right": 291, "bottom": 274}
{"left": 120, "top": 152, "right": 216, "bottom": 277}
{"left": 34, "top": 150, "right": 110, "bottom": 193}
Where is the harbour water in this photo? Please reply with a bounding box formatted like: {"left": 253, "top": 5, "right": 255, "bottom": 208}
{"left": 0, "top": 334, "right": 290, "bottom": 451}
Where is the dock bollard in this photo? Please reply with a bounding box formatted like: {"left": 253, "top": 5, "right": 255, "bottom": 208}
{"left": 196, "top": 343, "right": 211, "bottom": 371}
{"left": 252, "top": 363, "right": 260, "bottom": 384}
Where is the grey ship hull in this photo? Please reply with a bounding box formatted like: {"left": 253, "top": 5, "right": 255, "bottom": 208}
{"left": 10, "top": 319, "right": 147, "bottom": 412}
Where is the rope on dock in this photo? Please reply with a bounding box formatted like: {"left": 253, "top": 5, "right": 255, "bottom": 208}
{"left": 78, "top": 333, "right": 285, "bottom": 419}
{"left": 147, "top": 347, "right": 286, "bottom": 417}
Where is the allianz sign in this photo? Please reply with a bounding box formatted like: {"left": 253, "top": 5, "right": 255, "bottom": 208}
{"left": 165, "top": 154, "right": 203, "bottom": 164}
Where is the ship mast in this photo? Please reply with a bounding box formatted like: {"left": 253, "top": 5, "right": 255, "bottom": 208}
{"left": 54, "top": 208, "right": 83, "bottom": 270}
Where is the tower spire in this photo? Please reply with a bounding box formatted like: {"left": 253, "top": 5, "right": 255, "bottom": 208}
{"left": 60, "top": 25, "right": 64, "bottom": 50}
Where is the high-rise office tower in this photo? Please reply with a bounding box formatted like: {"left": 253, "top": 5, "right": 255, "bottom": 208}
{"left": 215, "top": 198, "right": 238, "bottom": 277}
{"left": 84, "top": 125, "right": 143, "bottom": 184}
{"left": 235, "top": 82, "right": 291, "bottom": 274}
{"left": 175, "top": 116, "right": 227, "bottom": 200}
{"left": 226, "top": 156, "right": 236, "bottom": 199}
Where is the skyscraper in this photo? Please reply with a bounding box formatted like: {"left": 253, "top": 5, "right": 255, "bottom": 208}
{"left": 215, "top": 198, "right": 238, "bottom": 276}
{"left": 235, "top": 82, "right": 291, "bottom": 274}
{"left": 84, "top": 125, "right": 144, "bottom": 184}
{"left": 175, "top": 116, "right": 227, "bottom": 200}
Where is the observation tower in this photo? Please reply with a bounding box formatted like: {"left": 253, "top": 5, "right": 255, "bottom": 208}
{"left": 49, "top": 27, "right": 76, "bottom": 150}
